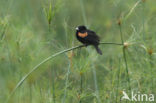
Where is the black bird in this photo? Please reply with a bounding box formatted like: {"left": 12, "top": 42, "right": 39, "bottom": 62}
{"left": 76, "top": 25, "right": 102, "bottom": 55}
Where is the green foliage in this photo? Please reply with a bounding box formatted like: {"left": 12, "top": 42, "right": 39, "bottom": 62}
{"left": 0, "top": 0, "right": 156, "bottom": 103}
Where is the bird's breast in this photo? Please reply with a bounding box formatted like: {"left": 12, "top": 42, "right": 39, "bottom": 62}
{"left": 77, "top": 32, "right": 88, "bottom": 38}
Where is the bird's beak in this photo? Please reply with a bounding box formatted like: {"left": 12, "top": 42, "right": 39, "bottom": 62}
{"left": 76, "top": 27, "right": 79, "bottom": 30}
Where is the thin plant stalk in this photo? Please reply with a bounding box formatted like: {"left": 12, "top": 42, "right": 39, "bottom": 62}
{"left": 52, "top": 68, "right": 56, "bottom": 103}
{"left": 80, "top": 0, "right": 87, "bottom": 26}
{"left": 142, "top": 0, "right": 145, "bottom": 41}
{"left": 0, "top": 24, "right": 7, "bottom": 41}
{"left": 61, "top": 56, "right": 71, "bottom": 103}
{"left": 124, "top": 0, "right": 141, "bottom": 21}
{"left": 122, "top": 48, "right": 131, "bottom": 91}
{"left": 118, "top": 23, "right": 131, "bottom": 91}
{"left": 100, "top": 42, "right": 122, "bottom": 45}
{"left": 115, "top": 58, "right": 121, "bottom": 103}
{"left": 119, "top": 25, "right": 124, "bottom": 44}
{"left": 92, "top": 66, "right": 101, "bottom": 103}
{"left": 79, "top": 49, "right": 83, "bottom": 103}
{"left": 29, "top": 85, "right": 32, "bottom": 103}
{"left": 79, "top": 72, "right": 83, "bottom": 103}
{"left": 5, "top": 45, "right": 83, "bottom": 103}
{"left": 5, "top": 42, "right": 122, "bottom": 103}
{"left": 149, "top": 55, "right": 153, "bottom": 91}
{"left": 39, "top": 85, "right": 44, "bottom": 103}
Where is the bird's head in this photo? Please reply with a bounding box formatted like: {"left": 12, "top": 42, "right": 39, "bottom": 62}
{"left": 76, "top": 25, "right": 87, "bottom": 32}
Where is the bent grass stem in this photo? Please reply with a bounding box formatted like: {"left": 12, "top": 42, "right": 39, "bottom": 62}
{"left": 6, "top": 42, "right": 122, "bottom": 103}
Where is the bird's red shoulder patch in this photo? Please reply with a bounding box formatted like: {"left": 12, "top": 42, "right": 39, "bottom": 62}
{"left": 78, "top": 32, "right": 88, "bottom": 38}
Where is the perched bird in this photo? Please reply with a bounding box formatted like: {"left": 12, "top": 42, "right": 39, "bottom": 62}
{"left": 75, "top": 25, "right": 102, "bottom": 55}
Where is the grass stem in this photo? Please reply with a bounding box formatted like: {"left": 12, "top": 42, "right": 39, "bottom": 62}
{"left": 115, "top": 58, "right": 121, "bottom": 103}
{"left": 80, "top": 0, "right": 87, "bottom": 26}
{"left": 6, "top": 42, "right": 122, "bottom": 103}
{"left": 79, "top": 73, "right": 83, "bottom": 103}
{"left": 52, "top": 68, "right": 56, "bottom": 103}
{"left": 92, "top": 66, "right": 101, "bottom": 103}
{"left": 142, "top": 0, "right": 145, "bottom": 41}
{"left": 118, "top": 24, "right": 131, "bottom": 91}
{"left": 149, "top": 55, "right": 153, "bottom": 91}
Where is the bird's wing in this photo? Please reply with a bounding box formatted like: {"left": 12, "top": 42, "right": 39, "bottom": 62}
{"left": 84, "top": 30, "right": 100, "bottom": 44}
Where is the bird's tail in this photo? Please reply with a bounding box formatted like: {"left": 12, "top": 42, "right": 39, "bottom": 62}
{"left": 94, "top": 45, "right": 102, "bottom": 55}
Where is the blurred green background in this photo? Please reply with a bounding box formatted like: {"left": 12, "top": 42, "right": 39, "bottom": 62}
{"left": 0, "top": 0, "right": 156, "bottom": 103}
